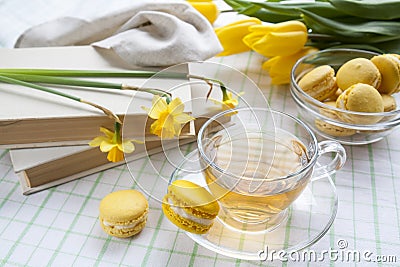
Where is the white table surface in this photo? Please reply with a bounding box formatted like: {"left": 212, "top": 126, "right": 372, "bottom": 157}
{"left": 0, "top": 1, "right": 399, "bottom": 266}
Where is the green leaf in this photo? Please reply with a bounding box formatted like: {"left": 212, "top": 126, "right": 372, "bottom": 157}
{"left": 328, "top": 0, "right": 400, "bottom": 20}
{"left": 249, "top": 1, "right": 347, "bottom": 18}
{"left": 301, "top": 9, "right": 400, "bottom": 43}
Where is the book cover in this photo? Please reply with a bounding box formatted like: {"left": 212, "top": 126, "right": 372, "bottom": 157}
{"left": 10, "top": 138, "right": 195, "bottom": 195}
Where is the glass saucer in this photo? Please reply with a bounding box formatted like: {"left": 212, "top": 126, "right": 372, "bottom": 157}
{"left": 170, "top": 149, "right": 338, "bottom": 261}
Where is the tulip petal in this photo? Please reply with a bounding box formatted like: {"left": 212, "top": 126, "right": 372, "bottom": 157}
{"left": 262, "top": 56, "right": 280, "bottom": 72}
{"left": 216, "top": 19, "right": 262, "bottom": 56}
{"left": 256, "top": 21, "right": 307, "bottom": 33}
{"left": 252, "top": 31, "right": 307, "bottom": 57}
{"left": 263, "top": 47, "right": 319, "bottom": 85}
{"left": 243, "top": 32, "right": 267, "bottom": 48}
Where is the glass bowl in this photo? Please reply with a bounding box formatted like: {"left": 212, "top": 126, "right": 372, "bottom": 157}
{"left": 290, "top": 48, "right": 400, "bottom": 145}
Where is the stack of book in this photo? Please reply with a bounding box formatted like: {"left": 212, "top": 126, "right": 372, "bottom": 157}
{"left": 0, "top": 46, "right": 219, "bottom": 194}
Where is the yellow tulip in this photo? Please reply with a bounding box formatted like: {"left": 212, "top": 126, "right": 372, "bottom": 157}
{"left": 215, "top": 18, "right": 262, "bottom": 56}
{"left": 248, "top": 21, "right": 307, "bottom": 34}
{"left": 262, "top": 47, "right": 318, "bottom": 85}
{"left": 188, "top": 0, "right": 219, "bottom": 24}
{"left": 244, "top": 20, "right": 308, "bottom": 57}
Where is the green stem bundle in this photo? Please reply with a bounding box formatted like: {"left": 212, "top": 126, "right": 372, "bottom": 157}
{"left": 223, "top": 0, "right": 400, "bottom": 53}
{"left": 0, "top": 73, "right": 171, "bottom": 97}
{"left": 0, "top": 75, "right": 122, "bottom": 124}
{"left": 0, "top": 69, "right": 229, "bottom": 124}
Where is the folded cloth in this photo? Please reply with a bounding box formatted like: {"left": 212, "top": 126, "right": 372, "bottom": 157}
{"left": 15, "top": 2, "right": 222, "bottom": 67}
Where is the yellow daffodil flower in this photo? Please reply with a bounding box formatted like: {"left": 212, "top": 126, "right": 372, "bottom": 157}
{"left": 243, "top": 20, "right": 308, "bottom": 58}
{"left": 215, "top": 18, "right": 262, "bottom": 56}
{"left": 89, "top": 123, "right": 141, "bottom": 163}
{"left": 262, "top": 46, "right": 318, "bottom": 85}
{"left": 212, "top": 91, "right": 239, "bottom": 110}
{"left": 211, "top": 89, "right": 243, "bottom": 116}
{"left": 221, "top": 91, "right": 239, "bottom": 110}
{"left": 143, "top": 96, "right": 194, "bottom": 139}
{"left": 187, "top": 0, "right": 219, "bottom": 24}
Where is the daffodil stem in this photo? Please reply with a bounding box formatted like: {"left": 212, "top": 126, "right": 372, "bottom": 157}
{"left": 0, "top": 75, "right": 80, "bottom": 102}
{"left": 0, "top": 73, "right": 171, "bottom": 97}
{"left": 187, "top": 74, "right": 225, "bottom": 87}
{"left": 113, "top": 121, "right": 122, "bottom": 144}
{"left": 187, "top": 74, "right": 227, "bottom": 100}
{"left": 121, "top": 84, "right": 171, "bottom": 98}
{"left": 0, "top": 68, "right": 188, "bottom": 79}
{"left": 0, "top": 74, "right": 122, "bottom": 124}
{"left": 221, "top": 86, "right": 229, "bottom": 101}
{"left": 0, "top": 73, "right": 121, "bottom": 89}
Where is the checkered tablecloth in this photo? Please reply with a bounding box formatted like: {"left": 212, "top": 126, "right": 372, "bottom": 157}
{"left": 1, "top": 1, "right": 399, "bottom": 266}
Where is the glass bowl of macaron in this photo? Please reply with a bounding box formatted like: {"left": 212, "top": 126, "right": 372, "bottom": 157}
{"left": 290, "top": 48, "right": 400, "bottom": 145}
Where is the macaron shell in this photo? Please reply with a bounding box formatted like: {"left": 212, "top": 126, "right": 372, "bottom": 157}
{"left": 336, "top": 83, "right": 383, "bottom": 124}
{"left": 168, "top": 180, "right": 219, "bottom": 217}
{"left": 319, "top": 101, "right": 338, "bottom": 118}
{"left": 316, "top": 101, "right": 356, "bottom": 137}
{"left": 337, "top": 83, "right": 383, "bottom": 113}
{"left": 298, "top": 65, "right": 337, "bottom": 101}
{"left": 381, "top": 94, "right": 397, "bottom": 112}
{"left": 371, "top": 54, "right": 400, "bottom": 95}
{"left": 162, "top": 197, "right": 211, "bottom": 234}
{"left": 336, "top": 58, "right": 381, "bottom": 90}
{"left": 99, "top": 189, "right": 149, "bottom": 238}
{"left": 315, "top": 119, "right": 356, "bottom": 137}
{"left": 99, "top": 190, "right": 148, "bottom": 222}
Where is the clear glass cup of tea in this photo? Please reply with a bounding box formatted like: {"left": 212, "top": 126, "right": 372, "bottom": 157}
{"left": 197, "top": 107, "right": 346, "bottom": 232}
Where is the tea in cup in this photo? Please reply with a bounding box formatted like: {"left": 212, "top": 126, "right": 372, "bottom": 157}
{"left": 197, "top": 108, "right": 346, "bottom": 232}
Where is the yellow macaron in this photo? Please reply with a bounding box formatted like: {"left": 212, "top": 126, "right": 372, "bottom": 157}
{"left": 371, "top": 54, "right": 400, "bottom": 95}
{"left": 99, "top": 189, "right": 149, "bottom": 238}
{"left": 162, "top": 180, "right": 219, "bottom": 234}
{"left": 336, "top": 58, "right": 381, "bottom": 90}
{"left": 336, "top": 83, "right": 384, "bottom": 124}
{"left": 381, "top": 94, "right": 397, "bottom": 112}
{"left": 298, "top": 65, "right": 338, "bottom": 101}
{"left": 315, "top": 101, "right": 356, "bottom": 137}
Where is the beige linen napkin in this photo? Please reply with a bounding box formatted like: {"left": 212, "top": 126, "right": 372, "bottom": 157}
{"left": 15, "top": 2, "right": 222, "bottom": 67}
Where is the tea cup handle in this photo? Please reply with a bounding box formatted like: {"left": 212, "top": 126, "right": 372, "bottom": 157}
{"left": 311, "top": 140, "right": 346, "bottom": 181}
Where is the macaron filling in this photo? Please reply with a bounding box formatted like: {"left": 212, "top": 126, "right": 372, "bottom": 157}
{"left": 167, "top": 198, "right": 214, "bottom": 226}
{"left": 102, "top": 215, "right": 147, "bottom": 229}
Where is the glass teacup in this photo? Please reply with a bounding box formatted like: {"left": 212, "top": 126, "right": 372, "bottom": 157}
{"left": 197, "top": 107, "right": 346, "bottom": 232}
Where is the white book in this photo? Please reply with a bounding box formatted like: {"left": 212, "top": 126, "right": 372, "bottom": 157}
{"left": 9, "top": 72, "right": 226, "bottom": 194}
{"left": 0, "top": 46, "right": 193, "bottom": 148}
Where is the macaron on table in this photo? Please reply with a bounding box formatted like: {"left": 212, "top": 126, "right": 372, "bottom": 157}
{"left": 99, "top": 189, "right": 149, "bottom": 238}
